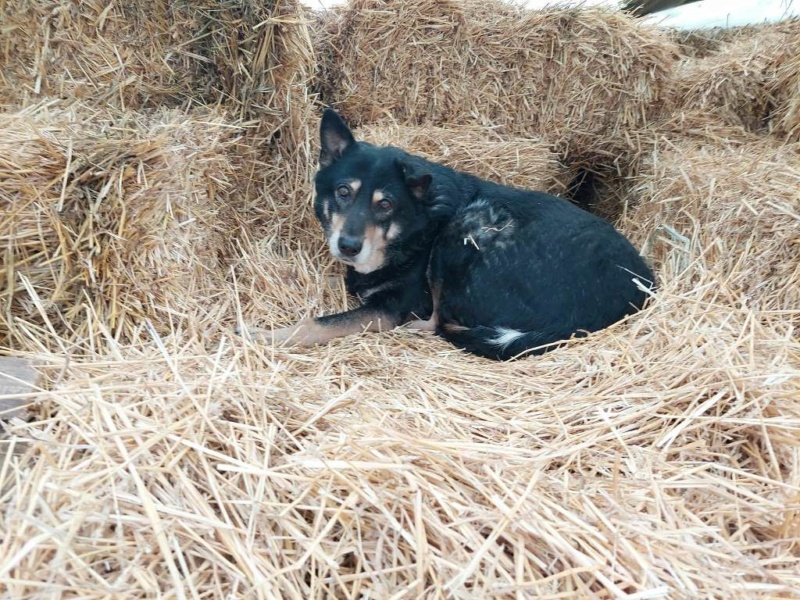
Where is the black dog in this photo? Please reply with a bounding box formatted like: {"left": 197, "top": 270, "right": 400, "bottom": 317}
{"left": 242, "top": 108, "right": 655, "bottom": 360}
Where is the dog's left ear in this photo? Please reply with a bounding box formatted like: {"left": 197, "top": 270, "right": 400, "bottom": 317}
{"left": 319, "top": 108, "right": 356, "bottom": 168}
{"left": 396, "top": 157, "right": 432, "bottom": 200}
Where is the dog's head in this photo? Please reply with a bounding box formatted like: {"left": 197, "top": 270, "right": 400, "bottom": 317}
{"left": 314, "top": 109, "right": 433, "bottom": 274}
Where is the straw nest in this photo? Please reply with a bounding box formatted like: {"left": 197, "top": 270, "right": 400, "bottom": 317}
{"left": 668, "top": 20, "right": 800, "bottom": 133}
{"left": 315, "top": 0, "right": 677, "bottom": 164}
{"left": 3, "top": 180, "right": 799, "bottom": 595}
{"left": 0, "top": 101, "right": 240, "bottom": 351}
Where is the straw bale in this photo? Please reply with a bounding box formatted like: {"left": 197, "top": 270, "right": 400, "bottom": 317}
{"left": 669, "top": 28, "right": 729, "bottom": 58}
{"left": 0, "top": 1, "right": 315, "bottom": 148}
{"left": 191, "top": 0, "right": 318, "bottom": 241}
{"left": 357, "top": 122, "right": 575, "bottom": 196}
{"left": 0, "top": 1, "right": 201, "bottom": 110}
{"left": 620, "top": 137, "right": 800, "bottom": 318}
{"left": 0, "top": 101, "right": 240, "bottom": 351}
{"left": 667, "top": 25, "right": 767, "bottom": 59}
{"left": 315, "top": 0, "right": 677, "bottom": 163}
{"left": 649, "top": 108, "right": 765, "bottom": 147}
{"left": 188, "top": 0, "right": 316, "bottom": 146}
{"left": 770, "top": 47, "right": 800, "bottom": 142}
{"left": 669, "top": 20, "right": 800, "bottom": 133}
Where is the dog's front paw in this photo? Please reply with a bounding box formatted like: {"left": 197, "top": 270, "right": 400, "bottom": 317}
{"left": 235, "top": 320, "right": 312, "bottom": 347}
{"left": 405, "top": 317, "right": 437, "bottom": 332}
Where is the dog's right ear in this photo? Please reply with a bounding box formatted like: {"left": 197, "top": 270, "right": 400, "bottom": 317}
{"left": 396, "top": 157, "right": 432, "bottom": 201}
{"left": 319, "top": 108, "right": 356, "bottom": 168}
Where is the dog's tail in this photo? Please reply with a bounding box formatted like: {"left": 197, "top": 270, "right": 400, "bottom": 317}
{"left": 438, "top": 324, "right": 584, "bottom": 361}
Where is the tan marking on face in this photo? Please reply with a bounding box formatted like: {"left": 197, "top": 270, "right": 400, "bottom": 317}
{"left": 328, "top": 213, "right": 345, "bottom": 258}
{"left": 386, "top": 222, "right": 401, "bottom": 241}
{"left": 349, "top": 179, "right": 362, "bottom": 193}
{"left": 372, "top": 189, "right": 384, "bottom": 203}
{"left": 354, "top": 224, "right": 389, "bottom": 274}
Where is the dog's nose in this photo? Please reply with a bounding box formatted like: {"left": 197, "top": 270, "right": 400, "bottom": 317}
{"left": 338, "top": 236, "right": 363, "bottom": 258}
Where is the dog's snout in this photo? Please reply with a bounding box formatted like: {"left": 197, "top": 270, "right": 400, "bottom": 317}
{"left": 338, "top": 235, "right": 363, "bottom": 258}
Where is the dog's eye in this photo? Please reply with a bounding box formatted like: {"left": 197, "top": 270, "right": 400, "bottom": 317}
{"left": 376, "top": 198, "right": 393, "bottom": 211}
{"left": 336, "top": 185, "right": 351, "bottom": 200}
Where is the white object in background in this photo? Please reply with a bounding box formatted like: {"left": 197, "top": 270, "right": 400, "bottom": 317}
{"left": 300, "top": 0, "right": 800, "bottom": 31}
{"left": 645, "top": 0, "right": 799, "bottom": 29}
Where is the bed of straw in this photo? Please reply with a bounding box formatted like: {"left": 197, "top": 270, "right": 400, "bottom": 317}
{"left": 1, "top": 0, "right": 799, "bottom": 597}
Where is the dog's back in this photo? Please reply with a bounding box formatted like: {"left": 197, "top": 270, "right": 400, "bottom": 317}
{"left": 427, "top": 176, "right": 655, "bottom": 359}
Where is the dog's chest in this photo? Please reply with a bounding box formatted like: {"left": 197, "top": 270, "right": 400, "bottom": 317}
{"left": 353, "top": 279, "right": 401, "bottom": 303}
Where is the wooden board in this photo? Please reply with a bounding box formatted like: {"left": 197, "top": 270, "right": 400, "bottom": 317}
{"left": 0, "top": 357, "right": 39, "bottom": 420}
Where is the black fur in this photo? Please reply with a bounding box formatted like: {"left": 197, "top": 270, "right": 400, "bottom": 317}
{"left": 309, "top": 108, "right": 655, "bottom": 360}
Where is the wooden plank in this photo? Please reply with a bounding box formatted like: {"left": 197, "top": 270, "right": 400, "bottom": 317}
{"left": 0, "top": 357, "right": 39, "bottom": 420}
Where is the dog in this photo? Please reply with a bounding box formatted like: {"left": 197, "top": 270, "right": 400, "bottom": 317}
{"left": 239, "top": 108, "right": 655, "bottom": 360}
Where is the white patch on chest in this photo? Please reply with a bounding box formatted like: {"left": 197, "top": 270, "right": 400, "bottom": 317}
{"left": 489, "top": 327, "right": 526, "bottom": 349}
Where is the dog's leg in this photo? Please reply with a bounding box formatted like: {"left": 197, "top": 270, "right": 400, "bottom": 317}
{"left": 405, "top": 282, "right": 440, "bottom": 332}
{"left": 240, "top": 307, "right": 400, "bottom": 347}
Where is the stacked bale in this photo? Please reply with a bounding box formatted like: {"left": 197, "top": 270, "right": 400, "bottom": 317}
{"left": 668, "top": 20, "right": 800, "bottom": 135}
{"left": 0, "top": 0, "right": 317, "bottom": 214}
{"left": 357, "top": 123, "right": 574, "bottom": 196}
{"left": 0, "top": 0, "right": 319, "bottom": 350}
{"left": 0, "top": 1, "right": 314, "bottom": 123}
{"left": 0, "top": 101, "right": 240, "bottom": 350}
{"left": 0, "top": 1, "right": 200, "bottom": 110}
{"left": 315, "top": 0, "right": 677, "bottom": 166}
{"left": 769, "top": 48, "right": 800, "bottom": 141}
{"left": 621, "top": 137, "right": 800, "bottom": 318}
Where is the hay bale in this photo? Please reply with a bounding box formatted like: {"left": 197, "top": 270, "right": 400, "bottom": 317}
{"left": 649, "top": 109, "right": 765, "bottom": 147}
{"left": 669, "top": 27, "right": 730, "bottom": 58}
{"left": 668, "top": 20, "right": 800, "bottom": 133}
{"left": 0, "top": 0, "right": 315, "bottom": 150}
{"left": 188, "top": 0, "right": 316, "bottom": 147}
{"left": 315, "top": 0, "right": 677, "bottom": 164}
{"left": 620, "top": 137, "right": 800, "bottom": 317}
{"left": 0, "top": 101, "right": 240, "bottom": 351}
{"left": 769, "top": 48, "right": 800, "bottom": 141}
{"left": 0, "top": 1, "right": 200, "bottom": 110}
{"left": 356, "top": 122, "right": 575, "bottom": 196}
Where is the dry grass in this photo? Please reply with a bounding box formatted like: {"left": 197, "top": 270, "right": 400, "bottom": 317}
{"left": 0, "top": 100, "right": 241, "bottom": 352}
{"left": 2, "top": 1, "right": 800, "bottom": 597}
{"left": 315, "top": 0, "right": 677, "bottom": 165}
{"left": 668, "top": 20, "right": 800, "bottom": 134}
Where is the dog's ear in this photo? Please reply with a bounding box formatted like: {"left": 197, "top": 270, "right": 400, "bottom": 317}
{"left": 396, "top": 157, "right": 432, "bottom": 200}
{"left": 319, "top": 108, "right": 356, "bottom": 168}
